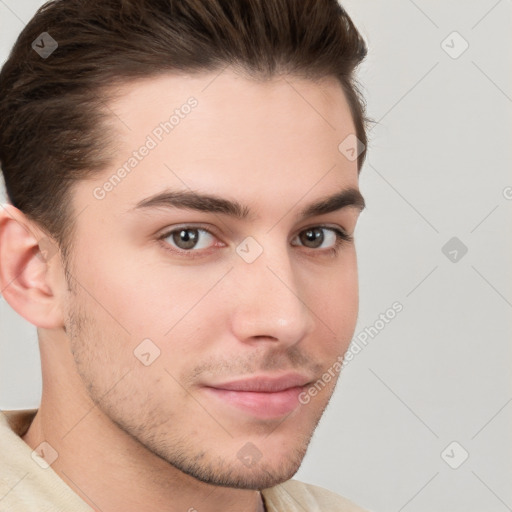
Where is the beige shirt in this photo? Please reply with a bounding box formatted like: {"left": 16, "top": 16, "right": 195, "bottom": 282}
{"left": 0, "top": 410, "right": 368, "bottom": 512}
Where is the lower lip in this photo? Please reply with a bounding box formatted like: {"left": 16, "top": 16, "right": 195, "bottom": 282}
{"left": 203, "top": 386, "right": 306, "bottom": 418}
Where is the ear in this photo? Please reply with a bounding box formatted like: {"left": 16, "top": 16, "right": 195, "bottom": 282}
{"left": 0, "top": 203, "right": 65, "bottom": 329}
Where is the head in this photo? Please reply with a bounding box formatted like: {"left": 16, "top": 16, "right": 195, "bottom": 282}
{"left": 0, "top": 0, "right": 369, "bottom": 490}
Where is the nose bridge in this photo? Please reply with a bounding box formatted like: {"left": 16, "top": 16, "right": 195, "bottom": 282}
{"left": 229, "top": 238, "right": 315, "bottom": 344}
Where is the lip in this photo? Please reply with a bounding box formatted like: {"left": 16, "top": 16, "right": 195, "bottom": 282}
{"left": 207, "top": 373, "right": 312, "bottom": 392}
{"left": 202, "top": 373, "right": 312, "bottom": 418}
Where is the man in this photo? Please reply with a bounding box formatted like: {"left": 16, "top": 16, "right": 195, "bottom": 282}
{"left": 0, "top": 0, "right": 371, "bottom": 510}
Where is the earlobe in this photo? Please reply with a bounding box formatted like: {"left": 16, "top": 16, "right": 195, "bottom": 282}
{"left": 0, "top": 204, "right": 65, "bottom": 329}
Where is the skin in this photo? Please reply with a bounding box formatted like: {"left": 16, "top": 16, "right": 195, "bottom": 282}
{"left": 0, "top": 68, "right": 364, "bottom": 512}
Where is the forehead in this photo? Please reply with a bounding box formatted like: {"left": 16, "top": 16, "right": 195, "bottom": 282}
{"left": 77, "top": 69, "right": 359, "bottom": 218}
{"left": 106, "top": 68, "right": 356, "bottom": 154}
{"left": 110, "top": 68, "right": 352, "bottom": 123}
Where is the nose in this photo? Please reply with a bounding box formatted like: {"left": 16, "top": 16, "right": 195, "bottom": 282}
{"left": 228, "top": 242, "right": 315, "bottom": 347}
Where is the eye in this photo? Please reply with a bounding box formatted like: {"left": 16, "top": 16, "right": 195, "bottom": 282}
{"left": 159, "top": 226, "right": 217, "bottom": 252}
{"left": 292, "top": 226, "right": 352, "bottom": 254}
{"left": 157, "top": 224, "right": 352, "bottom": 258}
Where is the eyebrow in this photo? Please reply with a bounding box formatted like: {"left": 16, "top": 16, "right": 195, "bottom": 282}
{"left": 129, "top": 187, "right": 365, "bottom": 221}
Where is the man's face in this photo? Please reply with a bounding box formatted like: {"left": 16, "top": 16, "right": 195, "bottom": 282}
{"left": 61, "top": 69, "right": 363, "bottom": 489}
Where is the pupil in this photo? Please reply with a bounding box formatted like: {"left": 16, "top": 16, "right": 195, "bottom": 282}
{"left": 174, "top": 229, "right": 198, "bottom": 249}
{"left": 303, "top": 228, "right": 323, "bottom": 248}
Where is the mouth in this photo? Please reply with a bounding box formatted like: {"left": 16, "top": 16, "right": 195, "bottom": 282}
{"left": 202, "top": 373, "right": 313, "bottom": 419}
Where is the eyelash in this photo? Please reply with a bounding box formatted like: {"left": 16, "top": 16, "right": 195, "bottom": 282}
{"left": 157, "top": 224, "right": 353, "bottom": 259}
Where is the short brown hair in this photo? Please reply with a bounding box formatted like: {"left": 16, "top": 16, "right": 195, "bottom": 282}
{"left": 0, "top": 0, "right": 369, "bottom": 266}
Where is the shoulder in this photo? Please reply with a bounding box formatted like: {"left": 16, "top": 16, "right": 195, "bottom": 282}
{"left": 0, "top": 410, "right": 94, "bottom": 512}
{"left": 261, "top": 479, "right": 370, "bottom": 512}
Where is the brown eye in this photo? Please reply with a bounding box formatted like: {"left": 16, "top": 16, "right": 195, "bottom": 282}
{"left": 293, "top": 226, "right": 350, "bottom": 251}
{"left": 161, "top": 227, "right": 216, "bottom": 251}
{"left": 299, "top": 227, "right": 326, "bottom": 249}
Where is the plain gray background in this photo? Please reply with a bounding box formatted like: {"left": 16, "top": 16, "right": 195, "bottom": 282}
{"left": 1, "top": 1, "right": 511, "bottom": 511}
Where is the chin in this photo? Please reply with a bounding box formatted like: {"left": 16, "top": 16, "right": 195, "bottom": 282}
{"left": 174, "top": 450, "right": 305, "bottom": 490}
{"left": 158, "top": 430, "right": 312, "bottom": 490}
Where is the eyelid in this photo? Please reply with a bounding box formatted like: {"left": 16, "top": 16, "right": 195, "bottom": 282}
{"left": 157, "top": 223, "right": 223, "bottom": 254}
{"left": 157, "top": 223, "right": 352, "bottom": 257}
{"left": 157, "top": 222, "right": 219, "bottom": 239}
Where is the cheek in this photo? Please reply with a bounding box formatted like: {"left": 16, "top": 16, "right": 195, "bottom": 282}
{"left": 73, "top": 254, "right": 230, "bottom": 387}
{"left": 66, "top": 285, "right": 189, "bottom": 422}
{"left": 77, "top": 247, "right": 215, "bottom": 337}
{"left": 337, "top": 267, "right": 359, "bottom": 333}
{"left": 72, "top": 235, "right": 358, "bottom": 365}
{"left": 305, "top": 253, "right": 359, "bottom": 339}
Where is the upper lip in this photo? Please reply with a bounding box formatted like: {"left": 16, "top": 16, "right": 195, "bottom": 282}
{"left": 205, "top": 373, "right": 313, "bottom": 393}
